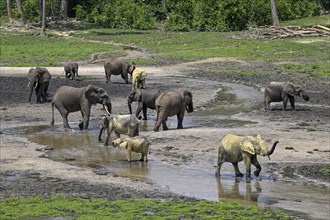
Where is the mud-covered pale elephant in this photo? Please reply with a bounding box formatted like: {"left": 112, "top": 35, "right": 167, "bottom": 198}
{"left": 264, "top": 81, "right": 309, "bottom": 111}
{"left": 153, "top": 90, "right": 193, "bottom": 132}
{"left": 64, "top": 62, "right": 79, "bottom": 80}
{"left": 215, "top": 134, "right": 279, "bottom": 181}
{"left": 27, "top": 67, "right": 52, "bottom": 103}
{"left": 104, "top": 58, "right": 135, "bottom": 84}
{"left": 131, "top": 68, "right": 147, "bottom": 90}
{"left": 112, "top": 136, "right": 150, "bottom": 162}
{"left": 51, "top": 84, "right": 112, "bottom": 130}
{"left": 127, "top": 89, "right": 162, "bottom": 120}
{"left": 98, "top": 114, "right": 140, "bottom": 146}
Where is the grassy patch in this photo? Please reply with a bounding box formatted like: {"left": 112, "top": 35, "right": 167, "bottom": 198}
{"left": 0, "top": 33, "right": 125, "bottom": 67}
{"left": 217, "top": 70, "right": 273, "bottom": 76}
{"left": 1, "top": 16, "right": 329, "bottom": 77}
{"left": 0, "top": 195, "right": 292, "bottom": 220}
{"left": 281, "top": 15, "right": 330, "bottom": 28}
{"left": 320, "top": 168, "right": 330, "bottom": 176}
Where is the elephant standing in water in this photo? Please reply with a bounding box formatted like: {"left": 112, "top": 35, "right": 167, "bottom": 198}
{"left": 127, "top": 89, "right": 162, "bottom": 120}
{"left": 215, "top": 134, "right": 279, "bottom": 181}
{"left": 27, "top": 67, "right": 52, "bottom": 103}
{"left": 104, "top": 58, "right": 135, "bottom": 84}
{"left": 64, "top": 62, "right": 79, "bottom": 80}
{"left": 264, "top": 81, "right": 309, "bottom": 111}
{"left": 153, "top": 90, "right": 193, "bottom": 132}
{"left": 51, "top": 84, "right": 112, "bottom": 130}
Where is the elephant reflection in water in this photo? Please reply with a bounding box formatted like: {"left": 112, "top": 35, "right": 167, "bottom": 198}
{"left": 216, "top": 178, "right": 261, "bottom": 204}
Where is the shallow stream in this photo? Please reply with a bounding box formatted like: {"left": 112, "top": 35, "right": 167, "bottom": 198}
{"left": 9, "top": 83, "right": 330, "bottom": 220}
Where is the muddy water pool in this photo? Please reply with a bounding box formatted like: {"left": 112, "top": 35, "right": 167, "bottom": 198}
{"left": 7, "top": 83, "right": 330, "bottom": 220}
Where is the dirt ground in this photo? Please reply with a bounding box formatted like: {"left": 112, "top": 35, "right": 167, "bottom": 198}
{"left": 0, "top": 56, "right": 329, "bottom": 216}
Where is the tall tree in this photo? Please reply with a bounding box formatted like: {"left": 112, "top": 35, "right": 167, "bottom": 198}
{"left": 41, "top": 0, "right": 47, "bottom": 37}
{"left": 61, "top": 0, "right": 68, "bottom": 19}
{"left": 270, "top": 0, "right": 280, "bottom": 27}
{"left": 6, "top": 0, "right": 13, "bottom": 23}
{"left": 16, "top": 0, "right": 26, "bottom": 24}
{"left": 163, "top": 0, "right": 167, "bottom": 13}
{"left": 39, "top": 0, "right": 43, "bottom": 24}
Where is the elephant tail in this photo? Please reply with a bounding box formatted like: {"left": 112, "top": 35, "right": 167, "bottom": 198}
{"left": 50, "top": 103, "right": 55, "bottom": 126}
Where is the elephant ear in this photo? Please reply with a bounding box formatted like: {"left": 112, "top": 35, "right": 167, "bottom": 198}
{"left": 240, "top": 137, "right": 256, "bottom": 155}
{"left": 135, "top": 89, "right": 142, "bottom": 101}
{"left": 84, "top": 84, "right": 99, "bottom": 104}
{"left": 283, "top": 82, "right": 295, "bottom": 96}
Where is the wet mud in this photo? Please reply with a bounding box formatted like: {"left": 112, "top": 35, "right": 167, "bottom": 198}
{"left": 0, "top": 63, "right": 329, "bottom": 220}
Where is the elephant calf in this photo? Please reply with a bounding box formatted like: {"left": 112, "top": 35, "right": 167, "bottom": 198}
{"left": 264, "top": 81, "right": 309, "bottom": 111}
{"left": 131, "top": 68, "right": 147, "bottom": 90}
{"left": 98, "top": 114, "right": 140, "bottom": 146}
{"left": 112, "top": 136, "right": 150, "bottom": 162}
{"left": 64, "top": 62, "right": 79, "bottom": 80}
{"left": 27, "top": 67, "right": 52, "bottom": 103}
{"left": 127, "top": 89, "right": 162, "bottom": 120}
{"left": 215, "top": 134, "right": 279, "bottom": 181}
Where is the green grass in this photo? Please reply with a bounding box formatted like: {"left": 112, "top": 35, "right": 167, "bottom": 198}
{"left": 0, "top": 195, "right": 292, "bottom": 220}
{"left": 281, "top": 15, "right": 330, "bottom": 28}
{"left": 0, "top": 16, "right": 329, "bottom": 77}
{"left": 320, "top": 168, "right": 330, "bottom": 176}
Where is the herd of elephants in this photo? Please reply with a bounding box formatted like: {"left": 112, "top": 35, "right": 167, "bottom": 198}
{"left": 26, "top": 58, "right": 310, "bottom": 181}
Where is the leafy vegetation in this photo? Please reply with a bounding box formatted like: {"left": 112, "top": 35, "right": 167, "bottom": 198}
{"left": 0, "top": 195, "right": 292, "bottom": 220}
{"left": 1, "top": 0, "right": 323, "bottom": 31}
{"left": 320, "top": 168, "right": 330, "bottom": 176}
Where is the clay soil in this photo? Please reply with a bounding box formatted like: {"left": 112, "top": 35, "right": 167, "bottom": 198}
{"left": 0, "top": 56, "right": 329, "bottom": 207}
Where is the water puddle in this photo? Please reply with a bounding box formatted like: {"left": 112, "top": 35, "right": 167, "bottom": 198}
{"left": 6, "top": 83, "right": 330, "bottom": 220}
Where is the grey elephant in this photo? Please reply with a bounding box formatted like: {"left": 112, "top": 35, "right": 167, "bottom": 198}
{"left": 51, "top": 84, "right": 112, "bottom": 130}
{"left": 264, "top": 81, "right": 309, "bottom": 111}
{"left": 27, "top": 67, "right": 52, "bottom": 103}
{"left": 127, "top": 89, "right": 162, "bottom": 120}
{"left": 104, "top": 58, "right": 135, "bottom": 84}
{"left": 98, "top": 114, "right": 140, "bottom": 146}
{"left": 153, "top": 90, "right": 193, "bottom": 132}
{"left": 112, "top": 136, "right": 150, "bottom": 162}
{"left": 215, "top": 134, "right": 279, "bottom": 181}
{"left": 64, "top": 62, "right": 79, "bottom": 80}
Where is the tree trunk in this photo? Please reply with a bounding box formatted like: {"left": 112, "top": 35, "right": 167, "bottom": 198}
{"left": 16, "top": 0, "right": 26, "bottom": 24}
{"left": 163, "top": 0, "right": 167, "bottom": 13}
{"left": 40, "top": 0, "right": 46, "bottom": 37}
{"left": 6, "top": 0, "right": 13, "bottom": 23}
{"left": 39, "top": 0, "right": 43, "bottom": 24}
{"left": 270, "top": 0, "right": 280, "bottom": 27}
{"left": 315, "top": 0, "right": 327, "bottom": 14}
{"left": 60, "top": 0, "right": 68, "bottom": 19}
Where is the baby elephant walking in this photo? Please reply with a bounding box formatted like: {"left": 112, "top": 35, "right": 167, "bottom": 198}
{"left": 112, "top": 136, "right": 150, "bottom": 162}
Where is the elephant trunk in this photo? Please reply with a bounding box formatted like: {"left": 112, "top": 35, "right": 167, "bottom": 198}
{"left": 185, "top": 103, "right": 194, "bottom": 113}
{"left": 267, "top": 141, "right": 279, "bottom": 160}
{"left": 103, "top": 102, "right": 112, "bottom": 115}
{"left": 128, "top": 99, "right": 133, "bottom": 115}
{"left": 301, "top": 92, "right": 309, "bottom": 101}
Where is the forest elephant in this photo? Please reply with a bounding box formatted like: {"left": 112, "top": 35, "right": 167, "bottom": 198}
{"left": 153, "top": 90, "right": 193, "bottom": 132}
{"left": 98, "top": 114, "right": 140, "bottom": 146}
{"left": 264, "top": 81, "right": 309, "bottom": 111}
{"left": 215, "top": 134, "right": 279, "bottom": 181}
{"left": 127, "top": 89, "right": 162, "bottom": 120}
{"left": 104, "top": 58, "right": 135, "bottom": 84}
{"left": 64, "top": 62, "right": 79, "bottom": 80}
{"left": 131, "top": 67, "right": 147, "bottom": 90}
{"left": 27, "top": 67, "right": 52, "bottom": 103}
{"left": 51, "top": 84, "right": 112, "bottom": 130}
{"left": 112, "top": 136, "right": 150, "bottom": 162}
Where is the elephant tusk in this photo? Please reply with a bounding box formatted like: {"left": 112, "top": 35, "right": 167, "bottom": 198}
{"left": 34, "top": 82, "right": 38, "bottom": 89}
{"left": 27, "top": 82, "right": 30, "bottom": 87}
{"left": 268, "top": 155, "right": 271, "bottom": 160}
{"left": 104, "top": 105, "right": 111, "bottom": 116}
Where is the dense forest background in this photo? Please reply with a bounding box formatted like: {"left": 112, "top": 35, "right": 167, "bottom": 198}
{"left": 1, "top": 0, "right": 329, "bottom": 31}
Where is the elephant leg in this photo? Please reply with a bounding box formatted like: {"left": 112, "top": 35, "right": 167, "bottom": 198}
{"left": 139, "top": 153, "right": 144, "bottom": 162}
{"left": 162, "top": 120, "right": 168, "bottom": 130}
{"left": 233, "top": 162, "right": 244, "bottom": 177}
{"left": 251, "top": 156, "right": 261, "bottom": 177}
{"left": 142, "top": 105, "right": 148, "bottom": 120}
{"left": 177, "top": 113, "right": 184, "bottom": 129}
{"left": 154, "top": 110, "right": 167, "bottom": 131}
{"left": 58, "top": 107, "right": 70, "bottom": 129}
{"left": 81, "top": 111, "right": 90, "bottom": 130}
{"left": 115, "top": 130, "right": 121, "bottom": 138}
{"left": 215, "top": 152, "right": 224, "bottom": 177}
{"left": 289, "top": 96, "right": 295, "bottom": 110}
{"left": 104, "top": 127, "right": 112, "bottom": 146}
{"left": 282, "top": 95, "right": 288, "bottom": 110}
{"left": 243, "top": 154, "right": 252, "bottom": 180}
{"left": 126, "top": 149, "right": 132, "bottom": 162}
{"left": 71, "top": 71, "right": 75, "bottom": 80}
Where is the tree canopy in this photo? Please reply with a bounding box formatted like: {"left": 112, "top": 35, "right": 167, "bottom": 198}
{"left": 1, "top": 0, "right": 325, "bottom": 31}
